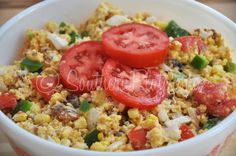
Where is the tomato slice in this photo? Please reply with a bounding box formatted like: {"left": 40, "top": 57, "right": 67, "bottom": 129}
{"left": 174, "top": 36, "right": 206, "bottom": 53}
{"left": 0, "top": 94, "right": 17, "bottom": 113}
{"left": 192, "top": 81, "right": 236, "bottom": 117}
{"left": 179, "top": 124, "right": 194, "bottom": 141}
{"left": 128, "top": 128, "right": 147, "bottom": 150}
{"left": 102, "top": 23, "right": 169, "bottom": 68}
{"left": 102, "top": 59, "right": 167, "bottom": 109}
{"left": 31, "top": 77, "right": 59, "bottom": 101}
{"left": 59, "top": 41, "right": 107, "bottom": 93}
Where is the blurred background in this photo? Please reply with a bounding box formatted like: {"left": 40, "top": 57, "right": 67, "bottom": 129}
{"left": 0, "top": 0, "right": 236, "bottom": 25}
{"left": 0, "top": 0, "right": 235, "bottom": 156}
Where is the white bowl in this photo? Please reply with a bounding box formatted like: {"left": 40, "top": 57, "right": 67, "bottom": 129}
{"left": 0, "top": 0, "right": 236, "bottom": 156}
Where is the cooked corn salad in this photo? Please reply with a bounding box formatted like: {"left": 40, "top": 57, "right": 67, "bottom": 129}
{"left": 0, "top": 2, "right": 236, "bottom": 152}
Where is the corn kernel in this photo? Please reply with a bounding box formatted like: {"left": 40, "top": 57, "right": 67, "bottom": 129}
{"left": 98, "top": 132, "right": 104, "bottom": 141}
{"left": 34, "top": 114, "right": 51, "bottom": 124}
{"left": 61, "top": 138, "right": 71, "bottom": 146}
{"left": 13, "top": 112, "right": 28, "bottom": 122}
{"left": 90, "top": 142, "right": 106, "bottom": 151}
{"left": 61, "top": 126, "right": 73, "bottom": 138}
{"left": 128, "top": 108, "right": 140, "bottom": 119}
{"left": 142, "top": 114, "right": 158, "bottom": 129}
{"left": 74, "top": 117, "right": 87, "bottom": 129}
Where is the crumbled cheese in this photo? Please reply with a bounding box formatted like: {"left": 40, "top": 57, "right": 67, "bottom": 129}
{"left": 47, "top": 33, "right": 68, "bottom": 50}
{"left": 87, "top": 108, "right": 101, "bottom": 129}
{"left": 165, "top": 124, "right": 181, "bottom": 140}
{"left": 145, "top": 16, "right": 157, "bottom": 23}
{"left": 165, "top": 116, "right": 192, "bottom": 127}
{"left": 158, "top": 107, "right": 169, "bottom": 122}
{"left": 106, "top": 15, "right": 130, "bottom": 26}
{"left": 107, "top": 140, "right": 125, "bottom": 150}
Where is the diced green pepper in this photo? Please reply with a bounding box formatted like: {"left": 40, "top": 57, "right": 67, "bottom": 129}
{"left": 203, "top": 117, "right": 222, "bottom": 129}
{"left": 165, "top": 20, "right": 191, "bottom": 38}
{"left": 80, "top": 31, "right": 89, "bottom": 39}
{"left": 12, "top": 100, "right": 33, "bottom": 115}
{"left": 224, "top": 62, "right": 236, "bottom": 74}
{"left": 20, "top": 58, "right": 43, "bottom": 72}
{"left": 79, "top": 100, "right": 91, "bottom": 112}
{"left": 59, "top": 22, "right": 66, "bottom": 34}
{"left": 191, "top": 55, "right": 209, "bottom": 69}
{"left": 84, "top": 129, "right": 99, "bottom": 147}
{"left": 69, "top": 31, "right": 79, "bottom": 45}
{"left": 59, "top": 22, "right": 66, "bottom": 28}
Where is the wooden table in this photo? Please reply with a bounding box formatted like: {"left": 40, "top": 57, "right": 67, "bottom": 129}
{"left": 0, "top": 0, "right": 236, "bottom": 156}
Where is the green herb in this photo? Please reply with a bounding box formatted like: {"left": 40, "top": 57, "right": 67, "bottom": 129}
{"left": 84, "top": 129, "right": 99, "bottom": 147}
{"left": 59, "top": 22, "right": 66, "bottom": 34}
{"left": 12, "top": 100, "right": 33, "bottom": 115}
{"left": 20, "top": 58, "right": 43, "bottom": 72}
{"left": 79, "top": 100, "right": 91, "bottom": 112}
{"left": 80, "top": 31, "right": 89, "bottom": 39}
{"left": 224, "top": 62, "right": 236, "bottom": 74}
{"left": 203, "top": 118, "right": 222, "bottom": 129}
{"left": 191, "top": 54, "right": 209, "bottom": 69}
{"left": 165, "top": 20, "right": 190, "bottom": 38}
{"left": 59, "top": 22, "right": 66, "bottom": 28}
{"left": 69, "top": 31, "right": 79, "bottom": 45}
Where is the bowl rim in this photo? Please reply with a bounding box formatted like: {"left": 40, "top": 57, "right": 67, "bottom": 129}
{"left": 0, "top": 0, "right": 236, "bottom": 155}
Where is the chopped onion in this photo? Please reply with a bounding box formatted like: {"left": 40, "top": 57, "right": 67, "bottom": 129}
{"left": 47, "top": 33, "right": 68, "bottom": 50}
{"left": 107, "top": 140, "right": 125, "bottom": 150}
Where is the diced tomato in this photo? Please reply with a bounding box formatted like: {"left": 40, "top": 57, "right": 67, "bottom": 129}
{"left": 59, "top": 41, "right": 107, "bottom": 93}
{"left": 102, "top": 23, "right": 169, "bottom": 68}
{"left": 128, "top": 128, "right": 148, "bottom": 150}
{"left": 192, "top": 81, "right": 228, "bottom": 106}
{"left": 102, "top": 59, "right": 167, "bottom": 109}
{"left": 207, "top": 99, "right": 236, "bottom": 117}
{"left": 174, "top": 36, "right": 206, "bottom": 53}
{"left": 192, "top": 81, "right": 236, "bottom": 117}
{"left": 0, "top": 94, "right": 17, "bottom": 113}
{"left": 31, "top": 77, "right": 59, "bottom": 101}
{"left": 179, "top": 124, "right": 194, "bottom": 141}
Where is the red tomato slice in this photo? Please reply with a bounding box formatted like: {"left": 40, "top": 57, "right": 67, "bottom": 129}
{"left": 128, "top": 128, "right": 147, "bottom": 150}
{"left": 174, "top": 36, "right": 206, "bottom": 53}
{"left": 192, "top": 81, "right": 228, "bottom": 106}
{"left": 0, "top": 94, "right": 17, "bottom": 113}
{"left": 59, "top": 41, "right": 107, "bottom": 93}
{"left": 102, "top": 59, "right": 167, "bottom": 109}
{"left": 207, "top": 99, "right": 236, "bottom": 117}
{"left": 179, "top": 124, "right": 194, "bottom": 141}
{"left": 31, "top": 77, "right": 59, "bottom": 101}
{"left": 192, "top": 81, "right": 236, "bottom": 117}
{"left": 102, "top": 23, "right": 169, "bottom": 68}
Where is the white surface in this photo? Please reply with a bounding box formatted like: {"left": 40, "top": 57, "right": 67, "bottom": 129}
{"left": 0, "top": 0, "right": 236, "bottom": 156}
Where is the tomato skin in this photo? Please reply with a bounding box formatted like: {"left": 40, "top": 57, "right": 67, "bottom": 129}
{"left": 59, "top": 41, "right": 107, "bottom": 94}
{"left": 128, "top": 128, "right": 148, "bottom": 150}
{"left": 31, "top": 77, "right": 59, "bottom": 101}
{"left": 174, "top": 36, "right": 206, "bottom": 53}
{"left": 102, "top": 59, "right": 167, "bottom": 109}
{"left": 179, "top": 124, "right": 194, "bottom": 141}
{"left": 193, "top": 81, "right": 236, "bottom": 117}
{"left": 102, "top": 23, "right": 169, "bottom": 68}
{"left": 0, "top": 94, "right": 17, "bottom": 113}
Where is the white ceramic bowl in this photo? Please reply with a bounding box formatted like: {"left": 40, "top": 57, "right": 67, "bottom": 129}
{"left": 0, "top": 0, "right": 236, "bottom": 156}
